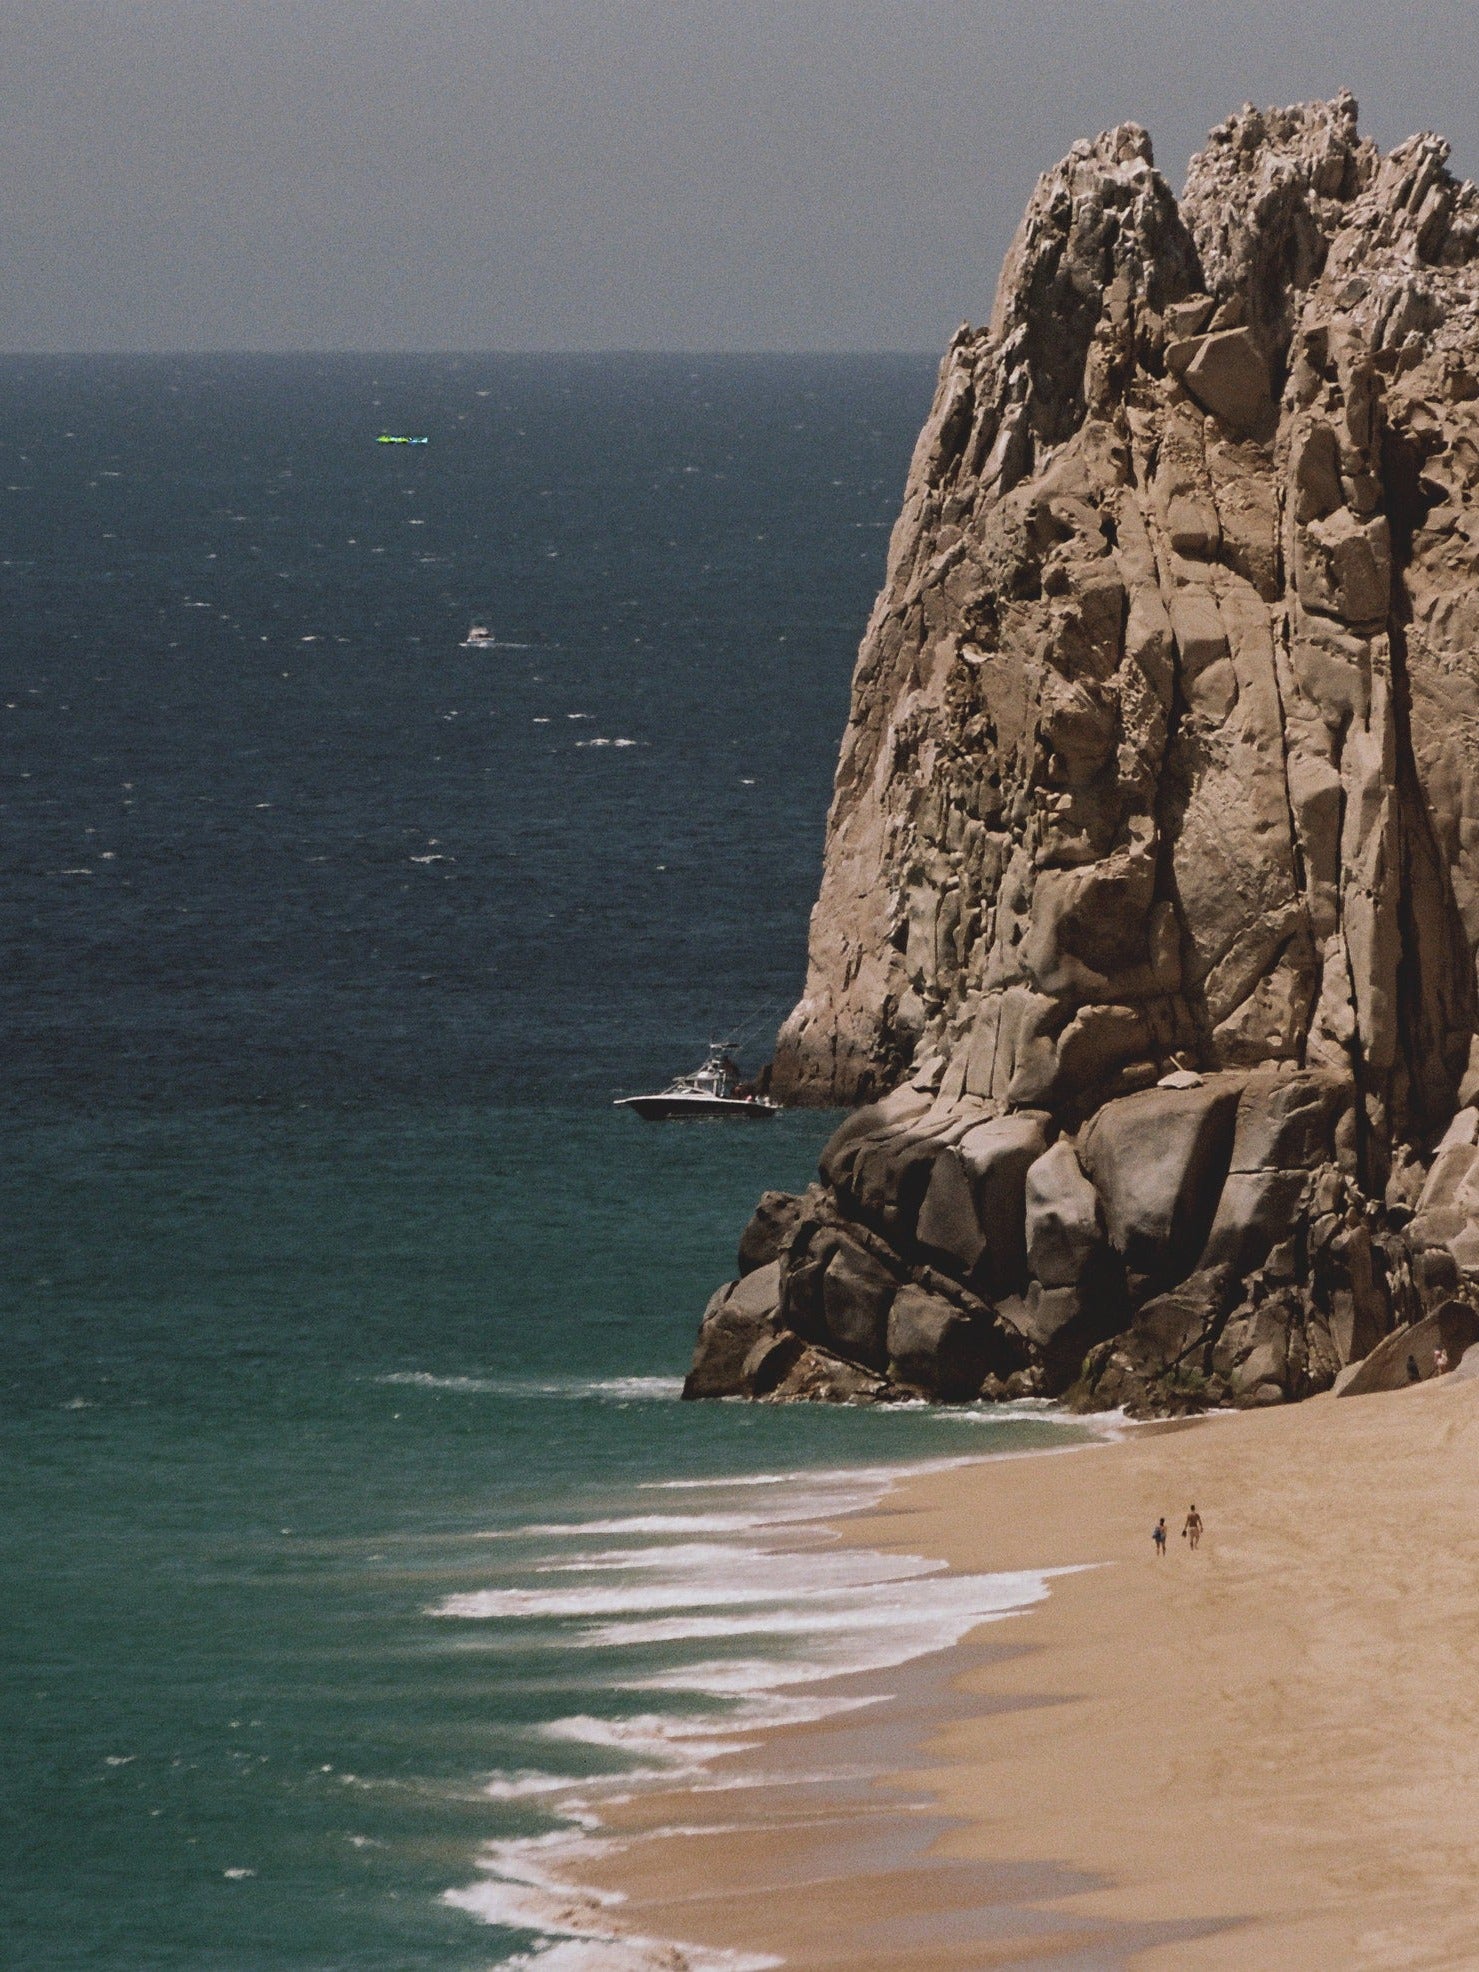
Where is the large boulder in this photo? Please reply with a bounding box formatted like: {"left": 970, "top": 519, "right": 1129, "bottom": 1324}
{"left": 1201, "top": 1169, "right": 1311, "bottom": 1274}
{"left": 1315, "top": 1214, "right": 1392, "bottom": 1366}
{"left": 1024, "top": 1140, "right": 1105, "bottom": 1286}
{"left": 737, "top": 1190, "right": 803, "bottom": 1275}
{"left": 956, "top": 1114, "right": 1048, "bottom": 1284}
{"left": 818, "top": 1089, "right": 1004, "bottom": 1246}
{"left": 997, "top": 1274, "right": 1125, "bottom": 1394}
{"left": 683, "top": 1262, "right": 783, "bottom": 1399}
{"left": 1200, "top": 1071, "right": 1350, "bottom": 1272}
{"left": 1409, "top": 1141, "right": 1479, "bottom": 1277}
{"left": 739, "top": 1329, "right": 806, "bottom": 1397}
{"left": 1223, "top": 1069, "right": 1350, "bottom": 1172}
{"left": 999, "top": 1281, "right": 1091, "bottom": 1352}
{"left": 761, "top": 1344, "right": 891, "bottom": 1405}
{"left": 1071, "top": 1268, "right": 1240, "bottom": 1415}
{"left": 819, "top": 1235, "right": 898, "bottom": 1369}
{"left": 1169, "top": 326, "right": 1274, "bottom": 437}
{"left": 1335, "top": 1301, "right": 1479, "bottom": 1397}
{"left": 912, "top": 1143, "right": 988, "bottom": 1277}
{"left": 816, "top": 1085, "right": 935, "bottom": 1189}
{"left": 1212, "top": 1293, "right": 1303, "bottom": 1405}
{"left": 916, "top": 1113, "right": 1047, "bottom": 1290}
{"left": 845, "top": 1123, "right": 952, "bottom": 1242}
{"left": 886, "top": 1285, "right": 991, "bottom": 1400}
{"left": 1079, "top": 1077, "right": 1244, "bottom": 1281}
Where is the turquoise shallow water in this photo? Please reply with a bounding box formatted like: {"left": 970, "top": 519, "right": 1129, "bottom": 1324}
{"left": 0, "top": 355, "right": 1086, "bottom": 1968}
{"left": 2, "top": 1108, "right": 1080, "bottom": 1968}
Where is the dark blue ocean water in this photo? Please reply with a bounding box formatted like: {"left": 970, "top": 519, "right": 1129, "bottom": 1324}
{"left": 0, "top": 352, "right": 935, "bottom": 1109}
{"left": 0, "top": 356, "right": 1083, "bottom": 1971}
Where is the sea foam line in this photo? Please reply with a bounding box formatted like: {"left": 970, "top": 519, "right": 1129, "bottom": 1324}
{"left": 535, "top": 1541, "right": 933, "bottom": 1582}
{"left": 572, "top": 1566, "right": 1062, "bottom": 1650}
{"left": 446, "top": 1447, "right": 1090, "bottom": 1965}
{"left": 378, "top": 1372, "right": 684, "bottom": 1401}
{"left": 431, "top": 1550, "right": 942, "bottom": 1620}
{"left": 446, "top": 1832, "right": 779, "bottom": 1969}
{"left": 449, "top": 1880, "right": 777, "bottom": 1970}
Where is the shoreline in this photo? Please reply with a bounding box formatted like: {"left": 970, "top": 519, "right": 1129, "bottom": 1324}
{"left": 567, "top": 1376, "right": 1479, "bottom": 1968}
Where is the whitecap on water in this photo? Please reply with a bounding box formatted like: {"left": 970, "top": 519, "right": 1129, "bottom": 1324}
{"left": 445, "top": 1449, "right": 1092, "bottom": 1965}
{"left": 574, "top": 1566, "right": 1065, "bottom": 1652}
{"left": 446, "top": 1859, "right": 779, "bottom": 1970}
{"left": 638, "top": 1456, "right": 972, "bottom": 1493}
{"left": 376, "top": 1372, "right": 683, "bottom": 1401}
{"left": 486, "top": 1510, "right": 831, "bottom": 1540}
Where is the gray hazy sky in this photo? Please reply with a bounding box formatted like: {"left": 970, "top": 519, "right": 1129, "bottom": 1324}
{"left": 4, "top": 1, "right": 1476, "bottom": 352}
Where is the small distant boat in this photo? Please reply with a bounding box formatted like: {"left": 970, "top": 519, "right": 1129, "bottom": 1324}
{"left": 614, "top": 1045, "right": 779, "bottom": 1121}
{"left": 461, "top": 624, "right": 498, "bottom": 649}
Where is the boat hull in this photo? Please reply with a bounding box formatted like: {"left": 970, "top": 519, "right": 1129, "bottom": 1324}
{"left": 614, "top": 1094, "right": 779, "bottom": 1121}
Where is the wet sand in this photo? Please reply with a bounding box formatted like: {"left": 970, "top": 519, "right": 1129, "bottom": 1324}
{"left": 581, "top": 1375, "right": 1479, "bottom": 1968}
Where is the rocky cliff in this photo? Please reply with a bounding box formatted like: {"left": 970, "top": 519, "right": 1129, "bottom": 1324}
{"left": 686, "top": 96, "right": 1479, "bottom": 1415}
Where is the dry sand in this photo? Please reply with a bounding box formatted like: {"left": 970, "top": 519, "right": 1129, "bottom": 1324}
{"left": 583, "top": 1375, "right": 1479, "bottom": 1969}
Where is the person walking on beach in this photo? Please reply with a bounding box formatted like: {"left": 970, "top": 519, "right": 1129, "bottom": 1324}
{"left": 1183, "top": 1506, "right": 1203, "bottom": 1550}
{"left": 1153, "top": 1517, "right": 1168, "bottom": 1556}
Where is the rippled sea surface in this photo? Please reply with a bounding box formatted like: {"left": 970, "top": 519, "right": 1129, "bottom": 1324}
{"left": 0, "top": 355, "right": 1086, "bottom": 1969}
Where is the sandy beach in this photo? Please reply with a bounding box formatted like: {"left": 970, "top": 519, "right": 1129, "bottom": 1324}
{"left": 582, "top": 1376, "right": 1479, "bottom": 1969}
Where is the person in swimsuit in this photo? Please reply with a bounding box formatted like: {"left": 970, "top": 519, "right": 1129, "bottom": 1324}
{"left": 1153, "top": 1517, "right": 1168, "bottom": 1556}
{"left": 1183, "top": 1506, "right": 1203, "bottom": 1549}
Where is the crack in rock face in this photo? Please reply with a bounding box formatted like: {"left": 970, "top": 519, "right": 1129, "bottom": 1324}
{"left": 686, "top": 93, "right": 1479, "bottom": 1416}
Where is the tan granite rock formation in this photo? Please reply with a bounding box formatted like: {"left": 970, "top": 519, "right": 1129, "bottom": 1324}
{"left": 685, "top": 96, "right": 1479, "bottom": 1414}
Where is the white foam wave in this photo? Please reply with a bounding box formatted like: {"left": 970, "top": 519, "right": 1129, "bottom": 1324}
{"left": 446, "top": 1874, "right": 607, "bottom": 1935}
{"left": 442, "top": 1453, "right": 1085, "bottom": 1969}
{"left": 481, "top": 1458, "right": 980, "bottom": 1545}
{"left": 618, "top": 1638, "right": 950, "bottom": 1696}
{"left": 542, "top": 1687, "right": 874, "bottom": 1759}
{"left": 447, "top": 1846, "right": 778, "bottom": 1969}
{"left": 377, "top": 1372, "right": 683, "bottom": 1402}
{"left": 539, "top": 1717, "right": 759, "bottom": 1767}
{"left": 615, "top": 1613, "right": 1033, "bottom": 1691}
{"left": 482, "top": 1770, "right": 671, "bottom": 1823}
{"left": 487, "top": 1509, "right": 830, "bottom": 1540}
{"left": 537, "top": 1542, "right": 935, "bottom": 1587}
{"left": 435, "top": 1582, "right": 781, "bottom": 1620}
{"left": 469, "top": 1829, "right": 624, "bottom": 1904}
{"left": 509, "top": 1948, "right": 776, "bottom": 1971}
{"left": 433, "top": 1543, "right": 942, "bottom": 1621}
{"left": 619, "top": 1656, "right": 826, "bottom": 1697}
{"left": 587, "top": 1377, "right": 685, "bottom": 1400}
{"left": 483, "top": 1770, "right": 597, "bottom": 1803}
{"left": 639, "top": 1458, "right": 969, "bottom": 1493}
{"left": 577, "top": 1565, "right": 1062, "bottom": 1651}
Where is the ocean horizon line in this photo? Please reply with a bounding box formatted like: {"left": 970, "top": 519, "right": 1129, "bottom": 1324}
{"left": 0, "top": 344, "right": 944, "bottom": 362}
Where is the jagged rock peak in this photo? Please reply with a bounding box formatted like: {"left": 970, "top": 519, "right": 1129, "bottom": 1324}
{"left": 985, "top": 119, "right": 1198, "bottom": 451}
{"left": 1181, "top": 92, "right": 1373, "bottom": 365}
{"left": 1181, "top": 91, "right": 1479, "bottom": 369}
{"left": 687, "top": 97, "right": 1479, "bottom": 1417}
{"left": 770, "top": 94, "right": 1479, "bottom": 1117}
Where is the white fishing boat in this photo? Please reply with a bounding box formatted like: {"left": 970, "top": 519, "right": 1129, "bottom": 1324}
{"left": 614, "top": 1045, "right": 779, "bottom": 1121}
{"left": 461, "top": 623, "right": 498, "bottom": 649}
